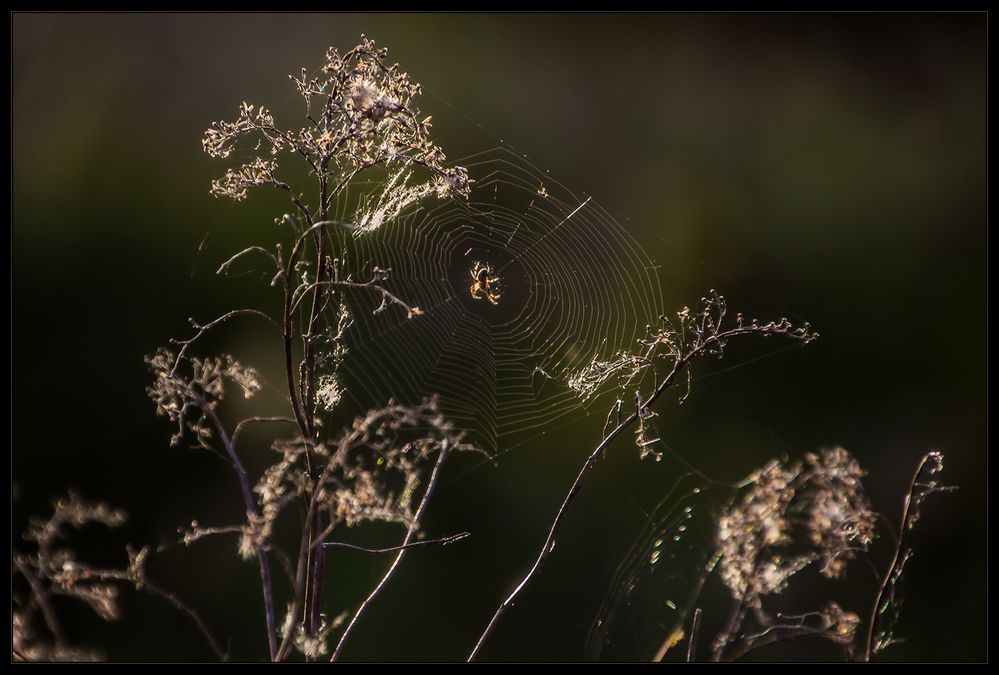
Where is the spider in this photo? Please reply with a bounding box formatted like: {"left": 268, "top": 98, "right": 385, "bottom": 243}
{"left": 469, "top": 261, "right": 501, "bottom": 305}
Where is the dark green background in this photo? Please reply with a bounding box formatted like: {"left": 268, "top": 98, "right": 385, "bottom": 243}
{"left": 12, "top": 13, "right": 986, "bottom": 661}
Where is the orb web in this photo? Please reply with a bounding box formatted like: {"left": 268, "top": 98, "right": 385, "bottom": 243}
{"left": 330, "top": 147, "right": 663, "bottom": 453}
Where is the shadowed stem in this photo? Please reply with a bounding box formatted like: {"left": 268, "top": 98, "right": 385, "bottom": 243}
{"left": 302, "top": 212, "right": 332, "bottom": 649}
{"left": 202, "top": 404, "right": 277, "bottom": 660}
{"left": 331, "top": 441, "right": 451, "bottom": 661}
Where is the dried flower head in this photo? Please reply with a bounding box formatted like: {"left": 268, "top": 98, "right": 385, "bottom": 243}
{"left": 145, "top": 349, "right": 260, "bottom": 447}
{"left": 203, "top": 36, "right": 470, "bottom": 230}
{"left": 241, "top": 398, "right": 479, "bottom": 560}
{"left": 716, "top": 447, "right": 876, "bottom": 605}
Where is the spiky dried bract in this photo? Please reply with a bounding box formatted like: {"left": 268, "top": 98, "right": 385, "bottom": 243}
{"left": 278, "top": 606, "right": 347, "bottom": 660}
{"left": 820, "top": 601, "right": 863, "bottom": 646}
{"left": 145, "top": 348, "right": 261, "bottom": 447}
{"left": 203, "top": 36, "right": 470, "bottom": 224}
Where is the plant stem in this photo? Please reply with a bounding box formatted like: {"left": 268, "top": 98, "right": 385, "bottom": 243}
{"left": 863, "top": 452, "right": 942, "bottom": 661}
{"left": 331, "top": 441, "right": 451, "bottom": 661}
{"left": 203, "top": 405, "right": 277, "bottom": 660}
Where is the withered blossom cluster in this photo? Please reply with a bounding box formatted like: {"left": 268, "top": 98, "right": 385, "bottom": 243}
{"left": 145, "top": 349, "right": 261, "bottom": 447}
{"left": 13, "top": 493, "right": 148, "bottom": 662}
{"left": 203, "top": 36, "right": 469, "bottom": 220}
{"left": 711, "top": 447, "right": 876, "bottom": 658}
{"left": 717, "top": 447, "right": 876, "bottom": 602}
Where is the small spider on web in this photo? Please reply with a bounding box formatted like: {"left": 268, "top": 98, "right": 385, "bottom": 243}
{"left": 331, "top": 147, "right": 664, "bottom": 453}
{"left": 469, "top": 261, "right": 501, "bottom": 305}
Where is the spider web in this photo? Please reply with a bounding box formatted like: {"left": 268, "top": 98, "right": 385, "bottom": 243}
{"left": 585, "top": 475, "right": 722, "bottom": 661}
{"left": 326, "top": 147, "right": 664, "bottom": 453}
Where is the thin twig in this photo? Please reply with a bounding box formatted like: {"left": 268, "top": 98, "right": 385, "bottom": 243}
{"left": 230, "top": 416, "right": 298, "bottom": 450}
{"left": 331, "top": 441, "right": 452, "bottom": 661}
{"left": 863, "top": 452, "right": 950, "bottom": 661}
{"left": 322, "top": 532, "right": 469, "bottom": 555}
{"left": 141, "top": 580, "right": 228, "bottom": 661}
{"left": 217, "top": 246, "right": 285, "bottom": 285}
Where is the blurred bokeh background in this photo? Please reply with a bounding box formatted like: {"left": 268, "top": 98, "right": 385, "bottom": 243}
{"left": 12, "top": 13, "right": 986, "bottom": 662}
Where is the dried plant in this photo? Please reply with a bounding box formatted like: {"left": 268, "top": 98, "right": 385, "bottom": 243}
{"left": 12, "top": 36, "right": 952, "bottom": 664}
{"left": 610, "top": 449, "right": 952, "bottom": 663}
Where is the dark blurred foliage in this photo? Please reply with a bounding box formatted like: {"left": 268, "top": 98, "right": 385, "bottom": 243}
{"left": 12, "top": 13, "right": 985, "bottom": 661}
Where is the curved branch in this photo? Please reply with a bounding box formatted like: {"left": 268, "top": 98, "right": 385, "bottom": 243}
{"left": 231, "top": 416, "right": 298, "bottom": 450}
{"left": 217, "top": 246, "right": 286, "bottom": 288}
{"left": 287, "top": 219, "right": 358, "bottom": 273}
{"left": 290, "top": 279, "right": 422, "bottom": 318}
{"left": 140, "top": 580, "right": 228, "bottom": 661}
{"left": 169, "top": 309, "right": 280, "bottom": 376}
